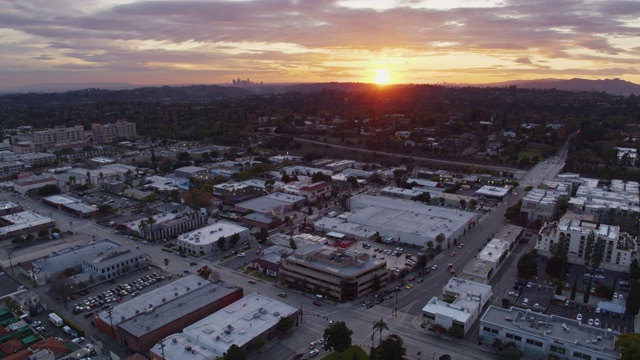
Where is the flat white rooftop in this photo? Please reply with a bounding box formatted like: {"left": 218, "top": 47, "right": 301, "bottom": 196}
{"left": 179, "top": 221, "right": 248, "bottom": 246}
{"left": 151, "top": 293, "right": 298, "bottom": 359}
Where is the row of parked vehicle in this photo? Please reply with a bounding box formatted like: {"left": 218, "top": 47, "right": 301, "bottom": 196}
{"left": 72, "top": 273, "right": 168, "bottom": 316}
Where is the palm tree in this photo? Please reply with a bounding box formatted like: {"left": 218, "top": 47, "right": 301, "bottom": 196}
{"left": 373, "top": 319, "right": 388, "bottom": 346}
{"left": 138, "top": 219, "right": 148, "bottom": 239}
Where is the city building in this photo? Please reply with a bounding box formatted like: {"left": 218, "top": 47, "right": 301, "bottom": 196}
{"left": 474, "top": 185, "right": 511, "bottom": 202}
{"left": 91, "top": 120, "right": 137, "bottom": 143}
{"left": 278, "top": 244, "right": 389, "bottom": 301}
{"left": 25, "top": 240, "right": 143, "bottom": 286}
{"left": 0, "top": 200, "right": 23, "bottom": 216}
{"left": 460, "top": 225, "right": 522, "bottom": 284}
{"left": 250, "top": 245, "right": 293, "bottom": 277}
{"left": 42, "top": 194, "right": 101, "bottom": 218}
{"left": 479, "top": 305, "right": 620, "bottom": 360}
{"left": 0, "top": 210, "right": 56, "bottom": 240}
{"left": 345, "top": 195, "right": 478, "bottom": 248}
{"left": 32, "top": 125, "right": 88, "bottom": 146}
{"left": 11, "top": 174, "right": 57, "bottom": 195}
{"left": 174, "top": 166, "right": 207, "bottom": 180}
{"left": 82, "top": 246, "right": 149, "bottom": 283}
{"left": 139, "top": 211, "right": 207, "bottom": 242}
{"left": 177, "top": 221, "right": 250, "bottom": 256}
{"left": 536, "top": 213, "right": 638, "bottom": 271}
{"left": 0, "top": 153, "right": 57, "bottom": 167}
{"left": 422, "top": 277, "right": 492, "bottom": 335}
{"left": 234, "top": 192, "right": 306, "bottom": 217}
{"left": 323, "top": 160, "right": 355, "bottom": 172}
{"left": 380, "top": 186, "right": 421, "bottom": 200}
{"left": 520, "top": 187, "right": 565, "bottom": 226}
{"left": 149, "top": 293, "right": 300, "bottom": 360}
{"left": 281, "top": 166, "right": 332, "bottom": 177}
{"left": 571, "top": 179, "right": 640, "bottom": 224}
{"left": 94, "top": 276, "right": 243, "bottom": 354}
{"left": 213, "top": 182, "right": 265, "bottom": 204}
{"left": 280, "top": 181, "right": 331, "bottom": 203}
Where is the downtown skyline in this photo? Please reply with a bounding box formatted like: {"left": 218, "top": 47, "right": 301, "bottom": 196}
{"left": 1, "top": 0, "right": 640, "bottom": 89}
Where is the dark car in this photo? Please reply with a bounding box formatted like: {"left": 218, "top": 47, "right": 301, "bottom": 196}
{"left": 248, "top": 279, "right": 257, "bottom": 284}
{"left": 84, "top": 311, "right": 95, "bottom": 318}
{"left": 313, "top": 300, "right": 322, "bottom": 307}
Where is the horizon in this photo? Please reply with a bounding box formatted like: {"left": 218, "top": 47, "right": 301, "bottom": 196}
{"left": 2, "top": 0, "right": 640, "bottom": 88}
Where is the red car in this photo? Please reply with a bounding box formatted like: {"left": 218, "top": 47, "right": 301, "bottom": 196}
{"left": 408, "top": 276, "right": 416, "bottom": 281}
{"left": 313, "top": 300, "right": 322, "bottom": 307}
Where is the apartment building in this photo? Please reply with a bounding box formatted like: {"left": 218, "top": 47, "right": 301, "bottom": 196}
{"left": 91, "top": 120, "right": 137, "bottom": 143}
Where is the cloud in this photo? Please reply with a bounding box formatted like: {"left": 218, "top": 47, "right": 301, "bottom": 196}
{"left": 0, "top": 0, "right": 639, "bottom": 87}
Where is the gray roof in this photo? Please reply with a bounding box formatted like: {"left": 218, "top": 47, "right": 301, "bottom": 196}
{"left": 110, "top": 276, "right": 241, "bottom": 337}
{"left": 32, "top": 239, "right": 126, "bottom": 275}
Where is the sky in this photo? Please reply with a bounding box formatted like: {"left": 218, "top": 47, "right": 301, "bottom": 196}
{"left": 1, "top": 0, "right": 640, "bottom": 88}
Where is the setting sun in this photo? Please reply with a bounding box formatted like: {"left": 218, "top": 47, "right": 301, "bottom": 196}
{"left": 372, "top": 68, "right": 391, "bottom": 85}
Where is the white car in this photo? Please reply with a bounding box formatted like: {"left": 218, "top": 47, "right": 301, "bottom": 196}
{"left": 431, "top": 265, "right": 438, "bottom": 270}
{"left": 594, "top": 319, "right": 600, "bottom": 327}
{"left": 588, "top": 318, "right": 594, "bottom": 326}
{"left": 309, "top": 349, "right": 320, "bottom": 357}
{"left": 237, "top": 253, "right": 246, "bottom": 257}
{"left": 576, "top": 313, "right": 583, "bottom": 321}
{"left": 508, "top": 291, "right": 518, "bottom": 297}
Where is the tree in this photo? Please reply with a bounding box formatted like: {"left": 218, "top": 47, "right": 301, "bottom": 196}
{"left": 626, "top": 281, "right": 640, "bottom": 316}
{"left": 517, "top": 253, "right": 538, "bottom": 279}
{"left": 276, "top": 316, "right": 294, "bottom": 334}
{"left": 38, "top": 229, "right": 50, "bottom": 238}
{"left": 230, "top": 233, "right": 241, "bottom": 247}
{"left": 255, "top": 228, "right": 269, "bottom": 244}
{"left": 217, "top": 236, "right": 226, "bottom": 249}
{"left": 448, "top": 325, "right": 464, "bottom": 339}
{"left": 546, "top": 233, "right": 569, "bottom": 278}
{"left": 323, "top": 321, "right": 353, "bottom": 355}
{"left": 289, "top": 238, "right": 297, "bottom": 250}
{"left": 570, "top": 275, "right": 578, "bottom": 301}
{"left": 435, "top": 233, "right": 445, "bottom": 245}
{"left": 583, "top": 278, "right": 593, "bottom": 304}
{"left": 223, "top": 344, "right": 245, "bottom": 360}
{"left": 497, "top": 342, "right": 522, "bottom": 360}
{"left": 197, "top": 265, "right": 213, "bottom": 280}
{"left": 37, "top": 184, "right": 61, "bottom": 196}
{"left": 373, "top": 319, "right": 388, "bottom": 346}
{"left": 375, "top": 334, "right": 406, "bottom": 360}
{"left": 616, "top": 332, "right": 640, "bottom": 360}
{"left": 252, "top": 337, "right": 266, "bottom": 353}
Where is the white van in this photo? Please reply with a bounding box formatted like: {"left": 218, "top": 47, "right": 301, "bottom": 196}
{"left": 315, "top": 294, "right": 324, "bottom": 300}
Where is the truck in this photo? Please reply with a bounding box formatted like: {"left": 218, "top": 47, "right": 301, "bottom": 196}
{"left": 48, "top": 313, "right": 64, "bottom": 327}
{"left": 63, "top": 325, "right": 78, "bottom": 338}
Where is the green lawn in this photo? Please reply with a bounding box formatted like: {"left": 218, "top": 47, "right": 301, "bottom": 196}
{"left": 322, "top": 346, "right": 368, "bottom": 360}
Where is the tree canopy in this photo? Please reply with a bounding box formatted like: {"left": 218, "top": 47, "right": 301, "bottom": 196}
{"left": 323, "top": 321, "right": 353, "bottom": 354}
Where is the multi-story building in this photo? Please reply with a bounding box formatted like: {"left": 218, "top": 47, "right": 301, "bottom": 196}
{"left": 536, "top": 213, "right": 638, "bottom": 271}
{"left": 281, "top": 181, "right": 331, "bottom": 203}
{"left": 94, "top": 275, "right": 243, "bottom": 354}
{"left": 520, "top": 181, "right": 571, "bottom": 224}
{"left": 82, "top": 246, "right": 150, "bottom": 282}
{"left": 177, "top": 221, "right": 250, "bottom": 256}
{"left": 278, "top": 244, "right": 389, "bottom": 301}
{"left": 422, "top": 277, "right": 492, "bottom": 335}
{"left": 479, "top": 305, "right": 620, "bottom": 360}
{"left": 91, "top": 119, "right": 137, "bottom": 143}
{"left": 32, "top": 125, "right": 87, "bottom": 146}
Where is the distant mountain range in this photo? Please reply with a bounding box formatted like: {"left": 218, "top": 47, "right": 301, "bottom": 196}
{"left": 473, "top": 78, "right": 640, "bottom": 96}
{"left": 1, "top": 78, "right": 638, "bottom": 98}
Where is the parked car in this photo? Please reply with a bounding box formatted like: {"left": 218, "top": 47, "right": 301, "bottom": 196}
{"left": 248, "top": 279, "right": 257, "bottom": 284}
{"left": 313, "top": 300, "right": 322, "bottom": 307}
{"left": 278, "top": 292, "right": 288, "bottom": 298}
{"left": 309, "top": 349, "right": 320, "bottom": 358}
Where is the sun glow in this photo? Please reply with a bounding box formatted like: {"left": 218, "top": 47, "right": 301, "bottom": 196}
{"left": 372, "top": 68, "right": 391, "bottom": 85}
